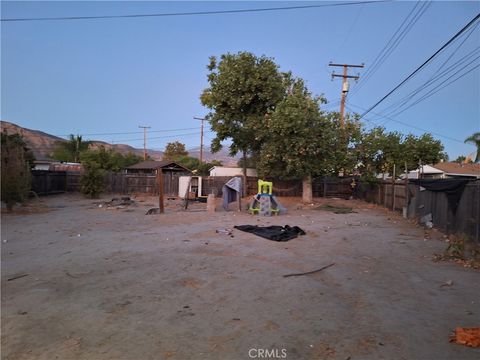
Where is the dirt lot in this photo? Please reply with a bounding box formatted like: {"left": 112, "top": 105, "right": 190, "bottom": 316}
{"left": 1, "top": 194, "right": 479, "bottom": 360}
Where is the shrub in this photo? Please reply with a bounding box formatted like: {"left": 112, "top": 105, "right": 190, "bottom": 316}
{"left": 80, "top": 162, "right": 105, "bottom": 198}
{"left": 1, "top": 132, "right": 34, "bottom": 210}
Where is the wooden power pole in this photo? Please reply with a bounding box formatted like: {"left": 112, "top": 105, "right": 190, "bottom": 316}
{"left": 138, "top": 125, "right": 151, "bottom": 160}
{"left": 193, "top": 117, "right": 206, "bottom": 163}
{"left": 329, "top": 62, "right": 364, "bottom": 128}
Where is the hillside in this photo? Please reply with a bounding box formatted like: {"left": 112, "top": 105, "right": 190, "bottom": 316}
{"left": 0, "top": 121, "right": 239, "bottom": 165}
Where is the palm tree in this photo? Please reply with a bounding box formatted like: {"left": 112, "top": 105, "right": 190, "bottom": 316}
{"left": 464, "top": 132, "right": 480, "bottom": 163}
{"left": 66, "top": 135, "right": 90, "bottom": 162}
{"left": 52, "top": 134, "right": 90, "bottom": 162}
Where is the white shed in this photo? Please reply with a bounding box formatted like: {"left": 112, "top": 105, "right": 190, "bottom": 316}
{"left": 209, "top": 166, "right": 257, "bottom": 177}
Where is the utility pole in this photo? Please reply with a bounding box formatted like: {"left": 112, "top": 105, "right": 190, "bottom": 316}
{"left": 138, "top": 125, "right": 151, "bottom": 160}
{"left": 193, "top": 117, "right": 206, "bottom": 163}
{"left": 329, "top": 62, "right": 364, "bottom": 128}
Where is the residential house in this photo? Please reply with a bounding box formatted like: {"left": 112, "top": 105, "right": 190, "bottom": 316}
{"left": 407, "top": 162, "right": 480, "bottom": 179}
{"left": 209, "top": 166, "right": 258, "bottom": 177}
{"left": 125, "top": 160, "right": 191, "bottom": 176}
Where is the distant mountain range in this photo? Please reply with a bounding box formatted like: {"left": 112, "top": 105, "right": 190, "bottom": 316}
{"left": 0, "top": 121, "right": 239, "bottom": 166}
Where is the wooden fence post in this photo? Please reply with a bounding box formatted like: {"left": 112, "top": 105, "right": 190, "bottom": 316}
{"left": 157, "top": 169, "right": 164, "bottom": 214}
{"left": 392, "top": 164, "right": 396, "bottom": 211}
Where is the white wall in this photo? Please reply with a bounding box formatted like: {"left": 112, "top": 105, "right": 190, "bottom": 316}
{"left": 209, "top": 166, "right": 257, "bottom": 177}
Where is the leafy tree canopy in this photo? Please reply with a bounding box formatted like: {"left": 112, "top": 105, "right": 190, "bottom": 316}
{"left": 176, "top": 155, "right": 222, "bottom": 176}
{"left": 163, "top": 141, "right": 188, "bottom": 161}
{"left": 257, "top": 79, "right": 331, "bottom": 179}
{"left": 358, "top": 127, "right": 446, "bottom": 177}
{"left": 80, "top": 146, "right": 144, "bottom": 172}
{"left": 1, "top": 132, "right": 35, "bottom": 209}
{"left": 453, "top": 155, "right": 473, "bottom": 164}
{"left": 200, "top": 51, "right": 288, "bottom": 159}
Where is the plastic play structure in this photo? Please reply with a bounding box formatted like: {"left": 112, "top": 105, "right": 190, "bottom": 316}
{"left": 248, "top": 180, "right": 285, "bottom": 216}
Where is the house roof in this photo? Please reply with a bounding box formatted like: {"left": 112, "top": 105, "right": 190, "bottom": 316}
{"left": 412, "top": 164, "right": 445, "bottom": 174}
{"left": 126, "top": 160, "right": 191, "bottom": 172}
{"left": 433, "top": 162, "right": 480, "bottom": 176}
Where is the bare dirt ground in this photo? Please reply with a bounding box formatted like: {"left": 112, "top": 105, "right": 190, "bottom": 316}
{"left": 1, "top": 194, "right": 479, "bottom": 360}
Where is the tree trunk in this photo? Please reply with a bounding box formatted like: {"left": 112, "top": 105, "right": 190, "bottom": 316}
{"left": 302, "top": 175, "right": 313, "bottom": 204}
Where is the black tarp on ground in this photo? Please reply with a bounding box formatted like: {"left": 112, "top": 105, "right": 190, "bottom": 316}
{"left": 234, "top": 225, "right": 306, "bottom": 242}
{"left": 410, "top": 178, "right": 471, "bottom": 214}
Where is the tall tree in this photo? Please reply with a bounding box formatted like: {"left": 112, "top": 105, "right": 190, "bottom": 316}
{"left": 358, "top": 128, "right": 446, "bottom": 177}
{"left": 464, "top": 132, "right": 480, "bottom": 163}
{"left": 163, "top": 141, "right": 188, "bottom": 161}
{"left": 80, "top": 146, "right": 144, "bottom": 172}
{"left": 200, "top": 52, "right": 287, "bottom": 176}
{"left": 1, "top": 132, "right": 35, "bottom": 210}
{"left": 52, "top": 134, "right": 90, "bottom": 162}
{"left": 256, "top": 79, "right": 334, "bottom": 203}
{"left": 402, "top": 133, "right": 446, "bottom": 170}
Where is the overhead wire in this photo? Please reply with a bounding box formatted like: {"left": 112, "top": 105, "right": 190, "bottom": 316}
{"left": 384, "top": 60, "right": 480, "bottom": 120}
{"left": 345, "top": 102, "right": 466, "bottom": 144}
{"left": 377, "top": 22, "right": 480, "bottom": 118}
{"left": 1, "top": 1, "right": 390, "bottom": 22}
{"left": 349, "top": 1, "right": 431, "bottom": 97}
{"left": 357, "top": 12, "right": 480, "bottom": 121}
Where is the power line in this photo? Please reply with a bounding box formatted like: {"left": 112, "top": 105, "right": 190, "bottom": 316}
{"left": 346, "top": 102, "right": 466, "bottom": 144}
{"left": 0, "top": 1, "right": 390, "bottom": 22}
{"left": 384, "top": 61, "right": 480, "bottom": 119}
{"left": 382, "top": 49, "right": 480, "bottom": 119}
{"left": 350, "top": 1, "right": 431, "bottom": 97}
{"left": 0, "top": 125, "right": 205, "bottom": 139}
{"left": 378, "top": 24, "right": 480, "bottom": 117}
{"left": 358, "top": 12, "right": 480, "bottom": 121}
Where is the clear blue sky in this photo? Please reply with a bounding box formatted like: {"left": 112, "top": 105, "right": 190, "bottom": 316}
{"left": 2, "top": 1, "right": 479, "bottom": 160}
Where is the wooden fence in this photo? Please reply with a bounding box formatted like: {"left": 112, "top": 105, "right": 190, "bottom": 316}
{"left": 31, "top": 170, "right": 68, "bottom": 195}
{"left": 31, "top": 171, "right": 478, "bottom": 243}
{"left": 356, "top": 179, "right": 480, "bottom": 244}
{"left": 32, "top": 171, "right": 179, "bottom": 197}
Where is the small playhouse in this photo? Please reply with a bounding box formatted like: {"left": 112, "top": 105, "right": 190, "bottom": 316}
{"left": 248, "top": 180, "right": 285, "bottom": 216}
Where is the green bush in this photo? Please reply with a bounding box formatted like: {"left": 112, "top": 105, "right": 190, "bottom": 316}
{"left": 1, "top": 132, "right": 34, "bottom": 210}
{"left": 80, "top": 162, "right": 105, "bottom": 198}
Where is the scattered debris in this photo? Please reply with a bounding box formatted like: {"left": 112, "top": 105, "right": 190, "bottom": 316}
{"left": 433, "top": 234, "right": 480, "bottom": 269}
{"left": 7, "top": 273, "right": 29, "bottom": 282}
{"left": 65, "top": 271, "right": 91, "bottom": 278}
{"left": 449, "top": 327, "right": 480, "bottom": 348}
{"left": 283, "top": 263, "right": 335, "bottom": 278}
{"left": 315, "top": 204, "right": 356, "bottom": 214}
{"left": 440, "top": 280, "right": 454, "bottom": 288}
{"left": 216, "top": 228, "right": 234, "bottom": 237}
{"left": 420, "top": 213, "right": 433, "bottom": 228}
{"left": 146, "top": 208, "right": 161, "bottom": 215}
{"left": 98, "top": 197, "right": 135, "bottom": 210}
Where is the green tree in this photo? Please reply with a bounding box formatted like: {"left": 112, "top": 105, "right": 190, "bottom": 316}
{"left": 176, "top": 155, "right": 222, "bottom": 176}
{"left": 464, "top": 132, "right": 480, "bottom": 163}
{"left": 402, "top": 133, "right": 446, "bottom": 170}
{"left": 200, "top": 52, "right": 287, "bottom": 176}
{"left": 80, "top": 161, "right": 105, "bottom": 198}
{"left": 80, "top": 146, "right": 143, "bottom": 172}
{"left": 453, "top": 155, "right": 473, "bottom": 164}
{"left": 1, "top": 132, "right": 35, "bottom": 210}
{"left": 52, "top": 134, "right": 90, "bottom": 162}
{"left": 358, "top": 128, "right": 445, "bottom": 177}
{"left": 256, "top": 79, "right": 335, "bottom": 203}
{"left": 163, "top": 141, "right": 188, "bottom": 161}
